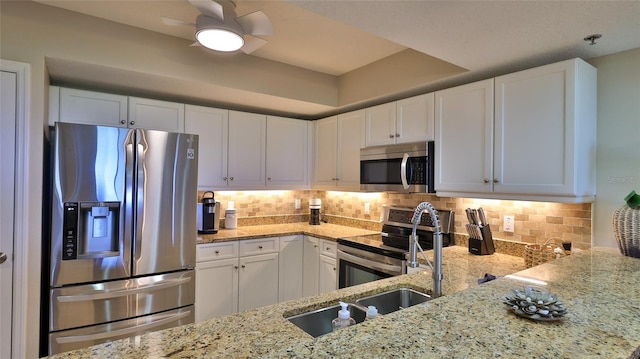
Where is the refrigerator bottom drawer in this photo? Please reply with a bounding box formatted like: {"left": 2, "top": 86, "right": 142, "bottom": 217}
{"left": 50, "top": 270, "right": 195, "bottom": 331}
{"left": 49, "top": 305, "right": 194, "bottom": 355}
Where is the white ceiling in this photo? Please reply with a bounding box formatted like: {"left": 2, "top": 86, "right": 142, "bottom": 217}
{"left": 32, "top": 0, "right": 640, "bottom": 117}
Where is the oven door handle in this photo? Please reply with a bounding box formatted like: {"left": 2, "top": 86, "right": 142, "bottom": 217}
{"left": 338, "top": 250, "right": 404, "bottom": 275}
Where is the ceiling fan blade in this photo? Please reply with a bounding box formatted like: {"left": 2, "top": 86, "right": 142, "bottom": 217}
{"left": 236, "top": 11, "right": 273, "bottom": 36}
{"left": 241, "top": 35, "right": 268, "bottom": 54}
{"left": 189, "top": 0, "right": 224, "bottom": 21}
{"left": 161, "top": 16, "right": 195, "bottom": 27}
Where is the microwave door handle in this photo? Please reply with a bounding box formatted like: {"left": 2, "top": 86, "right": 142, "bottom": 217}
{"left": 401, "top": 153, "right": 411, "bottom": 190}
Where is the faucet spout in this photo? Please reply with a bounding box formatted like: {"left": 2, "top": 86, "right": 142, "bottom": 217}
{"left": 409, "top": 202, "right": 443, "bottom": 298}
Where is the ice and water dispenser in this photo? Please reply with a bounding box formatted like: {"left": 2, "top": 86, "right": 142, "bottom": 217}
{"left": 62, "top": 202, "right": 120, "bottom": 260}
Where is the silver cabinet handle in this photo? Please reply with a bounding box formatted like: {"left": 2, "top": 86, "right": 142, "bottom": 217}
{"left": 267, "top": 177, "right": 271, "bottom": 181}
{"left": 389, "top": 134, "right": 394, "bottom": 138}
{"left": 0, "top": 252, "right": 7, "bottom": 264}
{"left": 493, "top": 178, "right": 499, "bottom": 183}
{"left": 483, "top": 179, "right": 490, "bottom": 183}
{"left": 230, "top": 177, "right": 234, "bottom": 181}
{"left": 234, "top": 265, "right": 239, "bottom": 269}
{"left": 120, "top": 120, "right": 126, "bottom": 125}
{"left": 258, "top": 245, "right": 263, "bottom": 249}
{"left": 241, "top": 264, "right": 246, "bottom": 268}
{"left": 223, "top": 177, "right": 228, "bottom": 181}
{"left": 129, "top": 121, "right": 135, "bottom": 126}
{"left": 395, "top": 133, "right": 400, "bottom": 137}
{"left": 215, "top": 250, "right": 220, "bottom": 254}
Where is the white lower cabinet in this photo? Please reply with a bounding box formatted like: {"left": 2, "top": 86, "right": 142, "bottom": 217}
{"left": 238, "top": 252, "right": 279, "bottom": 312}
{"left": 302, "top": 236, "right": 320, "bottom": 297}
{"left": 303, "top": 236, "right": 337, "bottom": 296}
{"left": 195, "top": 241, "right": 239, "bottom": 322}
{"left": 279, "top": 235, "right": 304, "bottom": 302}
{"left": 318, "top": 239, "right": 337, "bottom": 294}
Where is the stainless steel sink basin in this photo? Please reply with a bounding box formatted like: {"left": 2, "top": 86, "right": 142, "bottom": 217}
{"left": 286, "top": 303, "right": 367, "bottom": 338}
{"left": 355, "top": 288, "right": 431, "bottom": 315}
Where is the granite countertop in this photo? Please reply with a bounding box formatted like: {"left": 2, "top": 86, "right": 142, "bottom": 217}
{"left": 197, "top": 222, "right": 380, "bottom": 244}
{"left": 50, "top": 235, "right": 640, "bottom": 358}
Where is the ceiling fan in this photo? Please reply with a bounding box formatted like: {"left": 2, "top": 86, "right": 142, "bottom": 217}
{"left": 162, "top": 0, "right": 273, "bottom": 53}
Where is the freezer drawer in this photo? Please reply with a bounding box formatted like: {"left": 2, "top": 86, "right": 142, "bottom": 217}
{"left": 49, "top": 305, "right": 194, "bottom": 355}
{"left": 50, "top": 270, "right": 195, "bottom": 331}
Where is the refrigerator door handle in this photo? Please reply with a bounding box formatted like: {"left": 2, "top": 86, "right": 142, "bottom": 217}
{"left": 134, "top": 130, "right": 146, "bottom": 262}
{"left": 124, "top": 135, "right": 136, "bottom": 270}
{"left": 56, "top": 276, "right": 192, "bottom": 303}
{"left": 53, "top": 309, "right": 192, "bottom": 344}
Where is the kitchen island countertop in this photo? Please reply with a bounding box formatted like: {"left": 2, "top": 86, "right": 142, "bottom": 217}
{"left": 49, "top": 244, "right": 640, "bottom": 358}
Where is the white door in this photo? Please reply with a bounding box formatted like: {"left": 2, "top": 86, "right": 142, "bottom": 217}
{"left": 336, "top": 110, "right": 365, "bottom": 190}
{"left": 238, "top": 252, "right": 279, "bottom": 312}
{"left": 128, "top": 97, "right": 185, "bottom": 132}
{"left": 278, "top": 235, "right": 304, "bottom": 302}
{"left": 0, "top": 70, "right": 17, "bottom": 359}
{"left": 227, "top": 111, "right": 266, "bottom": 188}
{"left": 365, "top": 102, "right": 396, "bottom": 146}
{"left": 318, "top": 254, "right": 337, "bottom": 294}
{"left": 266, "top": 116, "right": 309, "bottom": 189}
{"left": 313, "top": 116, "right": 338, "bottom": 188}
{"left": 195, "top": 257, "right": 239, "bottom": 321}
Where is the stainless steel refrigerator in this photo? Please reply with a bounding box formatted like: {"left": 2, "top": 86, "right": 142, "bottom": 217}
{"left": 45, "top": 122, "right": 198, "bottom": 355}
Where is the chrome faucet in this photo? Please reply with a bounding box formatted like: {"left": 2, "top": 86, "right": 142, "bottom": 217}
{"left": 409, "top": 202, "right": 443, "bottom": 298}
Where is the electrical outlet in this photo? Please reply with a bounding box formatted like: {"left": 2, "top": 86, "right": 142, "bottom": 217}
{"left": 504, "top": 215, "right": 515, "bottom": 233}
{"left": 294, "top": 198, "right": 301, "bottom": 210}
{"left": 364, "top": 202, "right": 370, "bottom": 215}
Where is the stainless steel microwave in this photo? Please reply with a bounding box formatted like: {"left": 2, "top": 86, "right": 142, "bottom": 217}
{"left": 359, "top": 141, "right": 434, "bottom": 193}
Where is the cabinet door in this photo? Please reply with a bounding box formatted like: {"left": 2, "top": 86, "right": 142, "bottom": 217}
{"left": 128, "top": 97, "right": 185, "bottom": 132}
{"left": 365, "top": 102, "right": 396, "bottom": 146}
{"left": 318, "top": 254, "right": 337, "bottom": 294}
{"left": 337, "top": 110, "right": 365, "bottom": 190}
{"left": 396, "top": 93, "right": 434, "bottom": 143}
{"left": 435, "top": 79, "right": 494, "bottom": 194}
{"left": 195, "top": 257, "right": 239, "bottom": 321}
{"left": 313, "top": 116, "right": 338, "bottom": 188}
{"left": 302, "top": 236, "right": 320, "bottom": 297}
{"left": 494, "top": 59, "right": 595, "bottom": 197}
{"left": 278, "top": 235, "right": 304, "bottom": 302}
{"left": 59, "top": 88, "right": 127, "bottom": 127}
{"left": 185, "top": 105, "right": 228, "bottom": 190}
{"left": 238, "top": 252, "right": 279, "bottom": 312}
{"left": 227, "top": 111, "right": 266, "bottom": 188}
{"left": 266, "top": 116, "right": 310, "bottom": 189}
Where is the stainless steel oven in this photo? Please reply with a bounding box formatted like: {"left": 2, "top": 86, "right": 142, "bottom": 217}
{"left": 337, "top": 240, "right": 406, "bottom": 289}
{"left": 337, "top": 207, "right": 454, "bottom": 289}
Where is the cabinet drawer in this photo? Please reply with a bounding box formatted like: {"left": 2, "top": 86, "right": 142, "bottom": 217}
{"left": 197, "top": 241, "right": 239, "bottom": 262}
{"left": 319, "top": 239, "right": 337, "bottom": 258}
{"left": 239, "top": 237, "right": 279, "bottom": 256}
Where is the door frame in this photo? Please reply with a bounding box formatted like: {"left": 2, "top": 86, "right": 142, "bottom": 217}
{"left": 1, "top": 59, "right": 30, "bottom": 359}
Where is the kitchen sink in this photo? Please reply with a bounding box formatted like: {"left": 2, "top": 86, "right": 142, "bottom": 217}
{"left": 286, "top": 303, "right": 367, "bottom": 338}
{"left": 355, "top": 288, "right": 431, "bottom": 315}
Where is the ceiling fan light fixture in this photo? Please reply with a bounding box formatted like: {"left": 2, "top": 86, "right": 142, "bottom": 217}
{"left": 196, "top": 28, "right": 244, "bottom": 52}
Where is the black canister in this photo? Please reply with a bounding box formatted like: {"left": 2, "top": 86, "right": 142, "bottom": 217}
{"left": 309, "top": 198, "right": 321, "bottom": 225}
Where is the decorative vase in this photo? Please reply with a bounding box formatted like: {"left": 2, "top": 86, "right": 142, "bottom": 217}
{"left": 612, "top": 204, "right": 640, "bottom": 258}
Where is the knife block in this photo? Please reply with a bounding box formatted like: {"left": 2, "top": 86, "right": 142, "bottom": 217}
{"left": 469, "top": 224, "right": 496, "bottom": 255}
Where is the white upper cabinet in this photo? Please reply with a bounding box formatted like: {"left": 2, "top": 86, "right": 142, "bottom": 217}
{"left": 435, "top": 58, "right": 597, "bottom": 203}
{"left": 128, "top": 97, "right": 185, "bottom": 132}
{"left": 435, "top": 79, "right": 495, "bottom": 194}
{"left": 493, "top": 59, "right": 597, "bottom": 202}
{"left": 313, "top": 110, "right": 365, "bottom": 190}
{"left": 54, "top": 87, "right": 185, "bottom": 132}
{"left": 184, "top": 105, "right": 229, "bottom": 190}
{"left": 227, "top": 110, "right": 266, "bottom": 189}
{"left": 266, "top": 116, "right": 311, "bottom": 189}
{"left": 57, "top": 87, "right": 128, "bottom": 127}
{"left": 365, "top": 102, "right": 397, "bottom": 146}
{"left": 365, "top": 94, "right": 434, "bottom": 147}
{"left": 396, "top": 93, "right": 435, "bottom": 143}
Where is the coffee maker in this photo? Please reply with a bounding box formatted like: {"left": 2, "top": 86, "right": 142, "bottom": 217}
{"left": 197, "top": 191, "right": 220, "bottom": 234}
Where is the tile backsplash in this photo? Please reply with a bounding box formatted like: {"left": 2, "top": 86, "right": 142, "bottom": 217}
{"left": 199, "top": 190, "right": 592, "bottom": 252}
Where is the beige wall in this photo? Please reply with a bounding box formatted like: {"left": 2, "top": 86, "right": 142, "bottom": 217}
{"left": 588, "top": 48, "right": 640, "bottom": 248}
